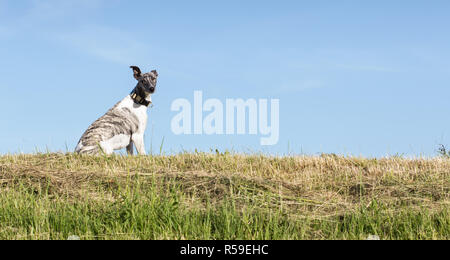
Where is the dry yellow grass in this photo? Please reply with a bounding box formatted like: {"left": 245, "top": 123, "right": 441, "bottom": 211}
{"left": 1, "top": 153, "right": 448, "bottom": 219}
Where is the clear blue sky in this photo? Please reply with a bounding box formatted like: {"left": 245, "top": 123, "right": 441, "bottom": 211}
{"left": 0, "top": 0, "right": 449, "bottom": 157}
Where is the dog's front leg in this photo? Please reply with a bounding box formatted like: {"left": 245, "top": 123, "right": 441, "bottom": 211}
{"left": 126, "top": 142, "right": 134, "bottom": 156}
{"left": 132, "top": 134, "right": 147, "bottom": 155}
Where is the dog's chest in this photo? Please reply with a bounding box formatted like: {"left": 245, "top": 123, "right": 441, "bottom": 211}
{"left": 116, "top": 96, "right": 148, "bottom": 133}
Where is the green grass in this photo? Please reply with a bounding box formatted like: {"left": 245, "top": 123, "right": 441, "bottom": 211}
{"left": 0, "top": 153, "right": 448, "bottom": 240}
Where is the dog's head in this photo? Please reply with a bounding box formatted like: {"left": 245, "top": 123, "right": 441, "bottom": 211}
{"left": 130, "top": 66, "right": 158, "bottom": 95}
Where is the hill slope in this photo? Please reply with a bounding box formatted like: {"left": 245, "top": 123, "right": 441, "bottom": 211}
{"left": 0, "top": 153, "right": 448, "bottom": 240}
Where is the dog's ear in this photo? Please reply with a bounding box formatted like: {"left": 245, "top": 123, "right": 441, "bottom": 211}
{"left": 151, "top": 70, "right": 158, "bottom": 78}
{"left": 130, "top": 66, "right": 142, "bottom": 80}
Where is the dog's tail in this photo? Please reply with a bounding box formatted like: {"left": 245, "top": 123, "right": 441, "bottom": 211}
{"left": 75, "top": 142, "right": 100, "bottom": 155}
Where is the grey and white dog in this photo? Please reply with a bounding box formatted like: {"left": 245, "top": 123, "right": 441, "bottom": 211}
{"left": 75, "top": 66, "right": 158, "bottom": 155}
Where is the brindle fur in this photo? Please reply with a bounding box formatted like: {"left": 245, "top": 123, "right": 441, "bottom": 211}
{"left": 76, "top": 102, "right": 140, "bottom": 154}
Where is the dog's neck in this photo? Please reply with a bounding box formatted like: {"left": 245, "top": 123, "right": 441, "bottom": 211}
{"left": 130, "top": 86, "right": 152, "bottom": 107}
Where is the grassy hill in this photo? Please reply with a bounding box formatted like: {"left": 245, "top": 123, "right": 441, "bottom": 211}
{"left": 0, "top": 153, "right": 448, "bottom": 240}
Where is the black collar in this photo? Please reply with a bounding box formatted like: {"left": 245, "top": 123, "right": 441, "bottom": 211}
{"left": 130, "top": 88, "right": 151, "bottom": 107}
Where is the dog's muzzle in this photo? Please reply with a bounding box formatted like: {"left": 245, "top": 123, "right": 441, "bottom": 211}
{"left": 145, "top": 82, "right": 156, "bottom": 94}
